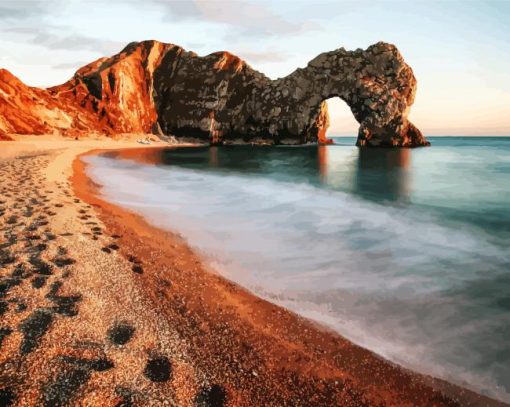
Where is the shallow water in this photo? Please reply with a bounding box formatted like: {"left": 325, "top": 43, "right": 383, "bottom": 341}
{"left": 85, "top": 137, "right": 510, "bottom": 402}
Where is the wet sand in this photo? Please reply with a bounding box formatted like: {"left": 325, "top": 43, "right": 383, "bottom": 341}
{"left": 0, "top": 137, "right": 506, "bottom": 406}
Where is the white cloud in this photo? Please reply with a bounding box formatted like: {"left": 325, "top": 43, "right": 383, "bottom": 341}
{"left": 150, "top": 0, "right": 319, "bottom": 37}
{"left": 233, "top": 49, "right": 287, "bottom": 63}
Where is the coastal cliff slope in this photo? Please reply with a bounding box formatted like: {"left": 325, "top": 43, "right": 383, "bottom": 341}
{"left": 0, "top": 40, "right": 429, "bottom": 147}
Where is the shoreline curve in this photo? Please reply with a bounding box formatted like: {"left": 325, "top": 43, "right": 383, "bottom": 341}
{"left": 72, "top": 146, "right": 507, "bottom": 406}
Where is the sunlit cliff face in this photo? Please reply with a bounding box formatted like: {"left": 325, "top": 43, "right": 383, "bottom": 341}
{"left": 0, "top": 40, "right": 428, "bottom": 147}
{"left": 213, "top": 52, "right": 245, "bottom": 73}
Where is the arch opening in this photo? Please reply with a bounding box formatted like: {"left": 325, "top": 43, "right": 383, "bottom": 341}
{"left": 323, "top": 97, "right": 359, "bottom": 141}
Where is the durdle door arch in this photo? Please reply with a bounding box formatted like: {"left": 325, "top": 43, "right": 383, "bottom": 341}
{"left": 0, "top": 40, "right": 429, "bottom": 147}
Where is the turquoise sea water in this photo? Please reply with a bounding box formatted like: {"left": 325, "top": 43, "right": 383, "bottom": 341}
{"left": 85, "top": 137, "right": 510, "bottom": 401}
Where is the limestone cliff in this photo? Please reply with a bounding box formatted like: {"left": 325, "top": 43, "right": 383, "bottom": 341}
{"left": 0, "top": 40, "right": 429, "bottom": 147}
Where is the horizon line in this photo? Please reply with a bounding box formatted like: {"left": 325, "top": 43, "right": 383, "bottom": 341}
{"left": 329, "top": 134, "right": 510, "bottom": 137}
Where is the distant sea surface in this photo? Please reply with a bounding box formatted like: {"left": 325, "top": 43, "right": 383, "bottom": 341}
{"left": 85, "top": 136, "right": 510, "bottom": 402}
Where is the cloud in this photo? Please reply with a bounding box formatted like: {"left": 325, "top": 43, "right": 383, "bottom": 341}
{"left": 1, "top": 0, "right": 302, "bottom": 74}
{"left": 36, "top": 33, "right": 124, "bottom": 55}
{"left": 2, "top": 0, "right": 309, "bottom": 57}
{"left": 2, "top": 25, "right": 125, "bottom": 55}
{"left": 0, "top": 6, "right": 27, "bottom": 18}
{"left": 0, "top": 1, "right": 124, "bottom": 56}
{"left": 186, "top": 42, "right": 207, "bottom": 50}
{"left": 234, "top": 49, "right": 287, "bottom": 63}
{"left": 51, "top": 61, "right": 91, "bottom": 70}
{"left": 153, "top": 0, "right": 202, "bottom": 18}
{"left": 0, "top": 0, "right": 63, "bottom": 20}
{"left": 151, "top": 0, "right": 319, "bottom": 37}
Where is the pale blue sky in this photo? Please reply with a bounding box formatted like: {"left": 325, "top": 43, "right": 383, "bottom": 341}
{"left": 1, "top": 0, "right": 509, "bottom": 135}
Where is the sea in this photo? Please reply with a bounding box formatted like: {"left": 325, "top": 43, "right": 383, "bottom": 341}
{"left": 84, "top": 136, "right": 510, "bottom": 402}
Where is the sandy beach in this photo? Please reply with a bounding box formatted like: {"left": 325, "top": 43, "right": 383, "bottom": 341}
{"left": 0, "top": 136, "right": 506, "bottom": 406}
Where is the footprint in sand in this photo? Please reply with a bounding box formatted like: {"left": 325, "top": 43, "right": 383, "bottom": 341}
{"left": 195, "top": 384, "right": 228, "bottom": 407}
{"left": 132, "top": 265, "right": 143, "bottom": 274}
{"left": 32, "top": 276, "right": 48, "bottom": 289}
{"left": 0, "top": 276, "right": 22, "bottom": 298}
{"left": 143, "top": 356, "right": 172, "bottom": 382}
{"left": 0, "top": 301, "right": 8, "bottom": 316}
{"left": 0, "top": 387, "right": 16, "bottom": 407}
{"left": 15, "top": 300, "right": 27, "bottom": 313}
{"left": 11, "top": 264, "right": 28, "bottom": 279}
{"left": 127, "top": 255, "right": 143, "bottom": 274}
{"left": 29, "top": 255, "right": 53, "bottom": 275}
{"left": 107, "top": 322, "right": 135, "bottom": 345}
{"left": 52, "top": 257, "right": 76, "bottom": 268}
{"left": 44, "top": 232, "right": 57, "bottom": 241}
{"left": 41, "top": 354, "right": 114, "bottom": 407}
{"left": 45, "top": 281, "right": 82, "bottom": 317}
{"left": 114, "top": 387, "right": 138, "bottom": 406}
{"left": 18, "top": 308, "right": 54, "bottom": 354}
{"left": 6, "top": 216, "right": 18, "bottom": 225}
{"left": 0, "top": 327, "right": 13, "bottom": 349}
{"left": 0, "top": 249, "right": 16, "bottom": 267}
{"left": 91, "top": 227, "right": 103, "bottom": 236}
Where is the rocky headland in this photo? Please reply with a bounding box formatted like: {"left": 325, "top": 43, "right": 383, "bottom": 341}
{"left": 0, "top": 40, "right": 429, "bottom": 147}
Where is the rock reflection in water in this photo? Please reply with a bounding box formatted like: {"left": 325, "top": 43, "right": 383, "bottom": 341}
{"left": 354, "top": 148, "right": 411, "bottom": 202}
{"left": 106, "top": 145, "right": 411, "bottom": 204}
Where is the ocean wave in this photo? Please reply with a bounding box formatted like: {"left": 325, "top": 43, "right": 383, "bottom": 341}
{"left": 85, "top": 153, "right": 510, "bottom": 402}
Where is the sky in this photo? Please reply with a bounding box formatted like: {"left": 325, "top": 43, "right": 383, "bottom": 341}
{"left": 1, "top": 0, "right": 509, "bottom": 136}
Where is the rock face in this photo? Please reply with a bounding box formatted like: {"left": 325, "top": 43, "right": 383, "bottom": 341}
{"left": 0, "top": 68, "right": 98, "bottom": 138}
{"left": 0, "top": 40, "right": 429, "bottom": 147}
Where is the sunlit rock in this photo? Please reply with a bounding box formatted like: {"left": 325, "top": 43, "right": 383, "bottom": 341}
{"left": 0, "top": 41, "right": 428, "bottom": 147}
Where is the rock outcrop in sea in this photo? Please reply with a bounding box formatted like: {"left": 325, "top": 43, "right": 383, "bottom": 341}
{"left": 0, "top": 40, "right": 429, "bottom": 147}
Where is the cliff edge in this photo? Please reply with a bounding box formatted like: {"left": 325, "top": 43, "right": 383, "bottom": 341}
{"left": 0, "top": 40, "right": 429, "bottom": 147}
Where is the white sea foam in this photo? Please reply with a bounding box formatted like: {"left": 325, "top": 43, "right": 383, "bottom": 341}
{"left": 85, "top": 153, "right": 510, "bottom": 402}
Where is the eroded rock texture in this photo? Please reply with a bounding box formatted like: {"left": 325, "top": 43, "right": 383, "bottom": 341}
{"left": 0, "top": 40, "right": 429, "bottom": 147}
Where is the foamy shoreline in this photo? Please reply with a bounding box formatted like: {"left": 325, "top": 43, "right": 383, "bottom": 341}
{"left": 0, "top": 135, "right": 506, "bottom": 406}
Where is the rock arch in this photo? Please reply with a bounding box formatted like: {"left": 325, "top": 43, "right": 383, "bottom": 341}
{"left": 244, "top": 42, "right": 429, "bottom": 147}
{"left": 151, "top": 41, "right": 429, "bottom": 147}
{"left": 0, "top": 40, "right": 429, "bottom": 147}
